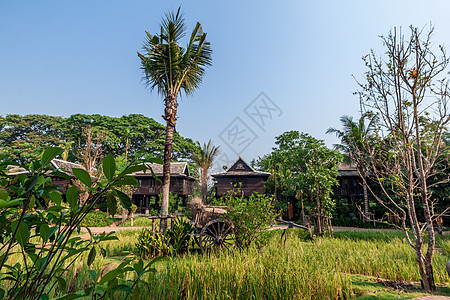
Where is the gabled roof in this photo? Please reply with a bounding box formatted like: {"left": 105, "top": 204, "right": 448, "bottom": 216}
{"left": 337, "top": 163, "right": 360, "bottom": 177}
{"left": 131, "top": 161, "right": 193, "bottom": 178}
{"left": 211, "top": 157, "right": 270, "bottom": 178}
{"left": 50, "top": 159, "right": 84, "bottom": 177}
{"left": 7, "top": 159, "right": 83, "bottom": 177}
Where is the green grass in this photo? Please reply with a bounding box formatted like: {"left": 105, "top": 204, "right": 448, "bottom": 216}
{"left": 136, "top": 230, "right": 449, "bottom": 299}
{"left": 2, "top": 229, "right": 449, "bottom": 299}
{"left": 118, "top": 216, "right": 155, "bottom": 227}
{"left": 350, "top": 275, "right": 450, "bottom": 299}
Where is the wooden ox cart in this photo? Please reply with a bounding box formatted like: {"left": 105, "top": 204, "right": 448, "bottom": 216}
{"left": 189, "top": 200, "right": 234, "bottom": 253}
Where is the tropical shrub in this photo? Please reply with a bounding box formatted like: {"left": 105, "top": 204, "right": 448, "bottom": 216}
{"left": 222, "top": 191, "right": 277, "bottom": 249}
{"left": 167, "top": 217, "right": 193, "bottom": 254}
{"left": 134, "top": 230, "right": 172, "bottom": 259}
{"left": 134, "top": 217, "right": 193, "bottom": 259}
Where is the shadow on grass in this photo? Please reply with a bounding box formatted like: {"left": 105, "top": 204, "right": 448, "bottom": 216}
{"left": 350, "top": 274, "right": 450, "bottom": 300}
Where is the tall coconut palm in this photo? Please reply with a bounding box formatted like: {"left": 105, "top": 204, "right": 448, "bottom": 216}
{"left": 327, "top": 113, "right": 375, "bottom": 219}
{"left": 138, "top": 8, "right": 212, "bottom": 231}
{"left": 192, "top": 140, "right": 219, "bottom": 202}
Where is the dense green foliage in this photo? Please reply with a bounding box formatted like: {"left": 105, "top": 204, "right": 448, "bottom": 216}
{"left": 0, "top": 114, "right": 198, "bottom": 163}
{"left": 80, "top": 210, "right": 114, "bottom": 227}
{"left": 257, "top": 131, "right": 342, "bottom": 235}
{"left": 221, "top": 190, "right": 277, "bottom": 249}
{"left": 0, "top": 148, "right": 159, "bottom": 299}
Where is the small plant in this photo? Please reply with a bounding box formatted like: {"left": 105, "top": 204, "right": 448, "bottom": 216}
{"left": 134, "top": 217, "right": 193, "bottom": 259}
{"left": 134, "top": 229, "right": 172, "bottom": 259}
{"left": 167, "top": 218, "right": 193, "bottom": 255}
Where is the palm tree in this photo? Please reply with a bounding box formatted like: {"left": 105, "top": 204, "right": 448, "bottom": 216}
{"left": 138, "top": 8, "right": 212, "bottom": 231}
{"left": 192, "top": 140, "right": 219, "bottom": 202}
{"left": 327, "top": 113, "right": 374, "bottom": 219}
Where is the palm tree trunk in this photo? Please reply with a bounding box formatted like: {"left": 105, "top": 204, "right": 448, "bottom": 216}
{"left": 160, "top": 94, "right": 177, "bottom": 233}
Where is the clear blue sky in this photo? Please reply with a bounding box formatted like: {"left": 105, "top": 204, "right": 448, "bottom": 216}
{"left": 1, "top": 0, "right": 450, "bottom": 168}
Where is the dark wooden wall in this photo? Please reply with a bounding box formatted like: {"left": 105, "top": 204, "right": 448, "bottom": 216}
{"left": 134, "top": 176, "right": 193, "bottom": 197}
{"left": 332, "top": 176, "right": 364, "bottom": 198}
{"left": 215, "top": 176, "right": 265, "bottom": 197}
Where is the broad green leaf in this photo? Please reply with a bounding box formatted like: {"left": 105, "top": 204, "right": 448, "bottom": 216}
{"left": 51, "top": 170, "right": 70, "bottom": 180}
{"left": 112, "top": 175, "right": 139, "bottom": 187}
{"left": 56, "top": 276, "right": 67, "bottom": 293}
{"left": 72, "top": 168, "right": 92, "bottom": 187}
{"left": 28, "top": 195, "right": 36, "bottom": 210}
{"left": 66, "top": 186, "right": 79, "bottom": 210}
{"left": 102, "top": 154, "right": 115, "bottom": 181}
{"left": 39, "top": 294, "right": 49, "bottom": 300}
{"left": 49, "top": 191, "right": 62, "bottom": 206}
{"left": 40, "top": 224, "right": 50, "bottom": 243}
{"left": 149, "top": 157, "right": 164, "bottom": 164}
{"left": 87, "top": 247, "right": 96, "bottom": 266}
{"left": 25, "top": 175, "right": 39, "bottom": 192}
{"left": 98, "top": 269, "right": 122, "bottom": 285}
{"left": 41, "top": 147, "right": 62, "bottom": 166}
{"left": 0, "top": 199, "right": 22, "bottom": 209}
{"left": 134, "top": 259, "right": 144, "bottom": 275}
{"left": 87, "top": 269, "right": 97, "bottom": 282}
{"left": 121, "top": 164, "right": 147, "bottom": 175}
{"left": 106, "top": 193, "right": 117, "bottom": 216}
{"left": 112, "top": 285, "right": 133, "bottom": 294}
{"left": 115, "top": 189, "right": 131, "bottom": 210}
{"left": 0, "top": 188, "right": 9, "bottom": 200}
{"left": 11, "top": 221, "right": 29, "bottom": 248}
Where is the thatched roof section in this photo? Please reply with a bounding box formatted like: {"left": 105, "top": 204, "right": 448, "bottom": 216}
{"left": 131, "top": 162, "right": 193, "bottom": 178}
{"left": 6, "top": 165, "right": 28, "bottom": 175}
{"left": 337, "top": 164, "right": 360, "bottom": 177}
{"left": 50, "top": 159, "right": 84, "bottom": 177}
{"left": 7, "top": 159, "right": 83, "bottom": 177}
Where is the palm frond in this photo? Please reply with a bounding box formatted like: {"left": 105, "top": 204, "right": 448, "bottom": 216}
{"left": 138, "top": 7, "right": 212, "bottom": 98}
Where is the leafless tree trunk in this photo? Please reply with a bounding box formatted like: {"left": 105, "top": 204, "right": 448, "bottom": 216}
{"left": 358, "top": 25, "right": 450, "bottom": 292}
{"left": 76, "top": 125, "right": 105, "bottom": 205}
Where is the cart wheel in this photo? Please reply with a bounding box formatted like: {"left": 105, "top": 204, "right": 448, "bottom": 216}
{"left": 200, "top": 219, "right": 234, "bottom": 253}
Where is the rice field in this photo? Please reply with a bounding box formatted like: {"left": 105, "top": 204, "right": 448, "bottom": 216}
{"left": 2, "top": 229, "right": 449, "bottom": 299}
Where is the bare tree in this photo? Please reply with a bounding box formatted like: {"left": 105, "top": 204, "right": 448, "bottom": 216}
{"left": 76, "top": 125, "right": 105, "bottom": 205}
{"left": 357, "top": 25, "right": 450, "bottom": 292}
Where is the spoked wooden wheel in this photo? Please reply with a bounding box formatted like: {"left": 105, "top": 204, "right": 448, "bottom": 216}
{"left": 200, "top": 219, "right": 234, "bottom": 253}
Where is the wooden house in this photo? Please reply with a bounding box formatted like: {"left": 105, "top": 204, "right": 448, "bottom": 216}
{"left": 212, "top": 157, "right": 270, "bottom": 197}
{"left": 332, "top": 164, "right": 364, "bottom": 199}
{"left": 130, "top": 162, "right": 195, "bottom": 213}
{"left": 7, "top": 159, "right": 82, "bottom": 195}
{"left": 49, "top": 159, "right": 84, "bottom": 194}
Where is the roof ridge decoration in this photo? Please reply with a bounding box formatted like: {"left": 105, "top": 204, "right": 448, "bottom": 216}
{"left": 211, "top": 156, "right": 271, "bottom": 177}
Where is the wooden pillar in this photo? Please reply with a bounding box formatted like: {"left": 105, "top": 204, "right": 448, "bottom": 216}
{"left": 152, "top": 219, "right": 156, "bottom": 237}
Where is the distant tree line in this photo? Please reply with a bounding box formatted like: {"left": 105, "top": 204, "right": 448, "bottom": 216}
{"left": 0, "top": 114, "right": 199, "bottom": 163}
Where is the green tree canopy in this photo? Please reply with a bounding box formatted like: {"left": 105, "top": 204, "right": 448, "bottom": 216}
{"left": 258, "top": 131, "right": 342, "bottom": 235}
{"left": 0, "top": 114, "right": 198, "bottom": 163}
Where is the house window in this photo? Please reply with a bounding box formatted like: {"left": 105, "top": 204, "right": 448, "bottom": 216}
{"left": 236, "top": 163, "right": 244, "bottom": 170}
